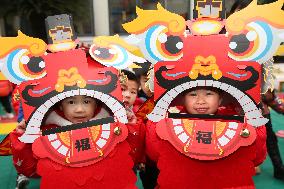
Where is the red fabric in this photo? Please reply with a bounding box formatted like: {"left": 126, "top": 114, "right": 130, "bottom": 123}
{"left": 126, "top": 119, "right": 146, "bottom": 164}
{"left": 0, "top": 80, "right": 13, "bottom": 96}
{"left": 11, "top": 86, "right": 20, "bottom": 118}
{"left": 133, "top": 97, "right": 144, "bottom": 113}
{"left": 35, "top": 140, "right": 137, "bottom": 189}
{"left": 253, "top": 125, "right": 267, "bottom": 166}
{"left": 126, "top": 97, "right": 147, "bottom": 164}
{"left": 145, "top": 104, "right": 267, "bottom": 188}
{"left": 0, "top": 134, "right": 12, "bottom": 155}
{"left": 145, "top": 121, "right": 160, "bottom": 163}
{"left": 146, "top": 120, "right": 266, "bottom": 189}
{"left": 10, "top": 130, "right": 38, "bottom": 177}
{"left": 217, "top": 104, "right": 238, "bottom": 115}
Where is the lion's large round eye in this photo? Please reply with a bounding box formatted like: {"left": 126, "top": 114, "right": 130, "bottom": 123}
{"left": 1, "top": 49, "right": 46, "bottom": 84}
{"left": 163, "top": 35, "right": 183, "bottom": 55}
{"left": 229, "top": 34, "right": 252, "bottom": 54}
{"left": 89, "top": 43, "right": 145, "bottom": 69}
{"left": 26, "top": 57, "right": 45, "bottom": 73}
{"left": 92, "top": 47, "right": 114, "bottom": 60}
{"left": 144, "top": 25, "right": 183, "bottom": 64}
{"left": 228, "top": 21, "right": 274, "bottom": 63}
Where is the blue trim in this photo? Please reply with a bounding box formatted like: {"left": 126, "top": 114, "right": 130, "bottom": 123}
{"left": 105, "top": 46, "right": 128, "bottom": 67}
{"left": 253, "top": 21, "right": 273, "bottom": 61}
{"left": 227, "top": 72, "right": 248, "bottom": 78}
{"left": 166, "top": 72, "right": 186, "bottom": 77}
{"left": 7, "top": 49, "right": 25, "bottom": 82}
{"left": 17, "top": 103, "right": 24, "bottom": 122}
{"left": 88, "top": 78, "right": 108, "bottom": 83}
{"left": 145, "top": 25, "right": 162, "bottom": 62}
{"left": 32, "top": 87, "right": 51, "bottom": 94}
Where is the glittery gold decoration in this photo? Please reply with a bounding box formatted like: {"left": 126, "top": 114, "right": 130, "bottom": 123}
{"left": 240, "top": 128, "right": 250, "bottom": 138}
{"left": 89, "top": 126, "right": 101, "bottom": 142}
{"left": 58, "top": 131, "right": 71, "bottom": 146}
{"left": 215, "top": 121, "right": 227, "bottom": 137}
{"left": 114, "top": 127, "right": 121, "bottom": 136}
{"left": 118, "top": 70, "right": 128, "bottom": 85}
{"left": 55, "top": 67, "right": 86, "bottom": 92}
{"left": 189, "top": 55, "right": 222, "bottom": 80}
{"left": 182, "top": 119, "right": 194, "bottom": 136}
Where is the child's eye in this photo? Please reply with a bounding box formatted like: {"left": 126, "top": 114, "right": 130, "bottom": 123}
{"left": 188, "top": 92, "right": 197, "bottom": 96}
{"left": 206, "top": 91, "right": 214, "bottom": 95}
{"left": 131, "top": 91, "right": 137, "bottom": 95}
{"left": 68, "top": 100, "right": 75, "bottom": 104}
{"left": 84, "top": 100, "right": 91, "bottom": 104}
{"left": 121, "top": 85, "right": 127, "bottom": 90}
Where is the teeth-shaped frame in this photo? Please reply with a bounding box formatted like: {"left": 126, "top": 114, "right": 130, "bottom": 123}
{"left": 19, "top": 89, "right": 128, "bottom": 143}
{"left": 147, "top": 80, "right": 268, "bottom": 127}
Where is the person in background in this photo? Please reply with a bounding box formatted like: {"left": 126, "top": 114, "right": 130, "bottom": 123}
{"left": 120, "top": 69, "right": 146, "bottom": 169}
{"left": 133, "top": 63, "right": 159, "bottom": 189}
{"left": 0, "top": 80, "right": 14, "bottom": 119}
{"left": 262, "top": 89, "right": 284, "bottom": 180}
{"left": 268, "top": 91, "right": 284, "bottom": 139}
{"left": 133, "top": 61, "right": 153, "bottom": 102}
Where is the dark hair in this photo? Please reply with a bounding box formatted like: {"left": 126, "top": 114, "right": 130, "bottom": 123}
{"left": 121, "top": 69, "right": 139, "bottom": 86}
{"left": 133, "top": 61, "right": 151, "bottom": 77}
{"left": 229, "top": 0, "right": 252, "bottom": 15}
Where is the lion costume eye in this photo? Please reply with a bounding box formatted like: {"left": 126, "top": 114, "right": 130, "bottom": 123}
{"left": 144, "top": 25, "right": 183, "bottom": 63}
{"left": 0, "top": 49, "right": 46, "bottom": 84}
{"left": 228, "top": 21, "right": 275, "bottom": 63}
{"left": 89, "top": 44, "right": 145, "bottom": 69}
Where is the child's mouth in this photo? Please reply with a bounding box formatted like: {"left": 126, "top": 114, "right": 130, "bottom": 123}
{"left": 123, "top": 101, "right": 130, "bottom": 107}
{"left": 195, "top": 108, "right": 209, "bottom": 113}
{"left": 73, "top": 117, "right": 87, "bottom": 123}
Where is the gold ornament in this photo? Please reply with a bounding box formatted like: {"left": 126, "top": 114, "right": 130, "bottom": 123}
{"left": 240, "top": 128, "right": 250, "bottom": 138}
{"left": 65, "top": 157, "right": 70, "bottom": 164}
{"left": 114, "top": 127, "right": 121, "bottom": 136}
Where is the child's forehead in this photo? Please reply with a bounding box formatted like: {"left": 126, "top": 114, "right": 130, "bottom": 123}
{"left": 128, "top": 79, "right": 139, "bottom": 86}
{"left": 63, "top": 95, "right": 94, "bottom": 100}
{"left": 186, "top": 87, "right": 220, "bottom": 93}
{"left": 123, "top": 79, "right": 139, "bottom": 89}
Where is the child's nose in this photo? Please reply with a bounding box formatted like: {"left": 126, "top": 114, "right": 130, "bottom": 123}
{"left": 75, "top": 104, "right": 85, "bottom": 112}
{"left": 124, "top": 91, "right": 130, "bottom": 97}
{"left": 196, "top": 96, "right": 206, "bottom": 104}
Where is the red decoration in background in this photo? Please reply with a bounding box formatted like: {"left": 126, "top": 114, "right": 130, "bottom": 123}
{"left": 0, "top": 135, "right": 12, "bottom": 156}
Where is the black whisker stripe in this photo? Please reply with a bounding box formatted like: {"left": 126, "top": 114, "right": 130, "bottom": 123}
{"left": 168, "top": 113, "right": 244, "bottom": 122}
{"left": 42, "top": 117, "right": 114, "bottom": 136}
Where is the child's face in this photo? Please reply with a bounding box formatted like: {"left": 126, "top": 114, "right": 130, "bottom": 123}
{"left": 140, "top": 75, "right": 153, "bottom": 97}
{"left": 60, "top": 95, "right": 97, "bottom": 123}
{"left": 184, "top": 88, "right": 221, "bottom": 114}
{"left": 121, "top": 80, "right": 139, "bottom": 108}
